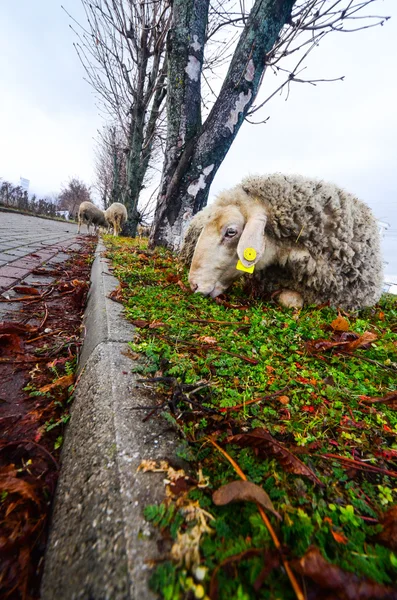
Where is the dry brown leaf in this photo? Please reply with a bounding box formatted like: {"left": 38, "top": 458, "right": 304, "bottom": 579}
{"left": 0, "top": 470, "right": 40, "bottom": 505}
{"left": 108, "top": 287, "right": 123, "bottom": 303}
{"left": 131, "top": 319, "right": 149, "bottom": 328}
{"left": 227, "top": 428, "right": 323, "bottom": 487}
{"left": 330, "top": 530, "right": 348, "bottom": 544}
{"left": 177, "top": 280, "right": 189, "bottom": 292}
{"left": 13, "top": 286, "right": 41, "bottom": 296}
{"left": 0, "top": 322, "right": 36, "bottom": 335}
{"left": 39, "top": 374, "right": 74, "bottom": 393}
{"left": 279, "top": 395, "right": 290, "bottom": 405}
{"left": 361, "top": 391, "right": 397, "bottom": 410}
{"left": 198, "top": 336, "right": 217, "bottom": 345}
{"left": 149, "top": 321, "right": 166, "bottom": 329}
{"left": 305, "top": 339, "right": 350, "bottom": 354}
{"left": 291, "top": 546, "right": 397, "bottom": 600}
{"left": 0, "top": 334, "right": 23, "bottom": 355}
{"left": 330, "top": 314, "right": 349, "bottom": 332}
{"left": 212, "top": 480, "right": 281, "bottom": 520}
{"left": 305, "top": 331, "right": 377, "bottom": 355}
{"left": 345, "top": 331, "right": 377, "bottom": 351}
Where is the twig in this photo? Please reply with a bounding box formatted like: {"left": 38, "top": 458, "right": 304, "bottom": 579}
{"left": 208, "top": 438, "right": 305, "bottom": 600}
{"left": 39, "top": 303, "right": 49, "bottom": 330}
{"left": 340, "top": 350, "right": 397, "bottom": 371}
{"left": 218, "top": 387, "right": 289, "bottom": 412}
{"left": 319, "top": 453, "right": 397, "bottom": 478}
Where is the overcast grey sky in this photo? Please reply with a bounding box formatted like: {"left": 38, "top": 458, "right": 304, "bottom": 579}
{"left": 0, "top": 0, "right": 396, "bottom": 281}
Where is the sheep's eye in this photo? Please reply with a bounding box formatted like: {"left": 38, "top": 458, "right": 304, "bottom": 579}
{"left": 224, "top": 226, "right": 238, "bottom": 238}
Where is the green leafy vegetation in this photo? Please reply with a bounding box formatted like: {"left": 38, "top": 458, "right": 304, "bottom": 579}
{"left": 105, "top": 236, "right": 397, "bottom": 600}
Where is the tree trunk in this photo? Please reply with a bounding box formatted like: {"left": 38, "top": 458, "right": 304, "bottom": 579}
{"left": 123, "top": 26, "right": 149, "bottom": 237}
{"left": 122, "top": 29, "right": 168, "bottom": 237}
{"left": 110, "top": 139, "right": 120, "bottom": 207}
{"left": 149, "top": 0, "right": 209, "bottom": 248}
{"left": 150, "top": 0, "right": 296, "bottom": 250}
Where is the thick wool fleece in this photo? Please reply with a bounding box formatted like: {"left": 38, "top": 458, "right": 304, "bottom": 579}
{"left": 104, "top": 202, "right": 128, "bottom": 234}
{"left": 180, "top": 174, "right": 383, "bottom": 309}
{"left": 78, "top": 201, "right": 108, "bottom": 228}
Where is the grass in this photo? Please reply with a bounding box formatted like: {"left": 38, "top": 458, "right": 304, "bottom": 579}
{"left": 105, "top": 235, "right": 397, "bottom": 600}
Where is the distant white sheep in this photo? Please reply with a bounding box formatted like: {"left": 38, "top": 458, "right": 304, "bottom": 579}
{"left": 104, "top": 202, "right": 128, "bottom": 236}
{"left": 180, "top": 174, "right": 383, "bottom": 309}
{"left": 77, "top": 201, "right": 108, "bottom": 235}
{"left": 137, "top": 224, "right": 151, "bottom": 238}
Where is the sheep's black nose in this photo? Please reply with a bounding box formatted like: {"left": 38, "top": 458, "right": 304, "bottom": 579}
{"left": 190, "top": 282, "right": 198, "bottom": 292}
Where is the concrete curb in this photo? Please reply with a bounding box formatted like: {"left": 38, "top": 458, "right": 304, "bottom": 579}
{"left": 41, "top": 240, "right": 179, "bottom": 600}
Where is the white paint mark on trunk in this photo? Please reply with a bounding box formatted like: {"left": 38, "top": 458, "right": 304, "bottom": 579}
{"left": 203, "top": 164, "right": 214, "bottom": 176}
{"left": 225, "top": 90, "right": 252, "bottom": 134}
{"left": 245, "top": 58, "right": 255, "bottom": 82}
{"left": 187, "top": 164, "right": 215, "bottom": 198}
{"left": 191, "top": 35, "right": 202, "bottom": 52}
{"left": 185, "top": 55, "right": 201, "bottom": 81}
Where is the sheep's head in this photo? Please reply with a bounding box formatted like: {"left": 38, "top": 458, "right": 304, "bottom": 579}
{"left": 189, "top": 202, "right": 268, "bottom": 298}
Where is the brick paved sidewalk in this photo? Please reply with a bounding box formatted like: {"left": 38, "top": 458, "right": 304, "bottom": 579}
{"left": 0, "top": 211, "right": 82, "bottom": 292}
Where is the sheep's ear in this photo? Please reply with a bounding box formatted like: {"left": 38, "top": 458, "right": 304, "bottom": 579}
{"left": 237, "top": 213, "right": 267, "bottom": 270}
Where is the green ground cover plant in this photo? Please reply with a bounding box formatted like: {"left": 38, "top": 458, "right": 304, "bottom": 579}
{"left": 105, "top": 236, "right": 397, "bottom": 600}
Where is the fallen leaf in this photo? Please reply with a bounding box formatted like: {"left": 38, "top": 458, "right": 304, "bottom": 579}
{"left": 212, "top": 480, "right": 281, "bottom": 520}
{"left": 360, "top": 391, "right": 397, "bottom": 410}
{"left": 177, "top": 280, "right": 189, "bottom": 292}
{"left": 279, "top": 395, "right": 290, "bottom": 405}
{"left": 227, "top": 428, "right": 323, "bottom": 487}
{"left": 0, "top": 468, "right": 40, "bottom": 505}
{"left": 345, "top": 331, "right": 377, "bottom": 351}
{"left": 39, "top": 374, "right": 74, "bottom": 393}
{"left": 0, "top": 322, "right": 36, "bottom": 335}
{"left": 330, "top": 314, "right": 349, "bottom": 332}
{"left": 331, "top": 530, "right": 348, "bottom": 544}
{"left": 305, "top": 339, "right": 350, "bottom": 354}
{"left": 108, "top": 287, "right": 123, "bottom": 303}
{"left": 291, "top": 546, "right": 397, "bottom": 600}
{"left": 131, "top": 319, "right": 149, "bottom": 328}
{"left": 198, "top": 336, "right": 217, "bottom": 345}
{"left": 149, "top": 321, "right": 167, "bottom": 329}
{"left": 169, "top": 477, "right": 194, "bottom": 495}
{"left": 0, "top": 334, "right": 23, "bottom": 355}
{"left": 13, "top": 286, "right": 41, "bottom": 295}
{"left": 305, "top": 331, "right": 377, "bottom": 355}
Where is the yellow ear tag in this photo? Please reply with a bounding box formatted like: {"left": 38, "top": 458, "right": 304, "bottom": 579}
{"left": 236, "top": 260, "right": 255, "bottom": 273}
{"left": 236, "top": 247, "right": 257, "bottom": 273}
{"left": 243, "top": 248, "right": 257, "bottom": 261}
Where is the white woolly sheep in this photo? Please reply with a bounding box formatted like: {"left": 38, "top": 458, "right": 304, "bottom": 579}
{"left": 180, "top": 173, "right": 383, "bottom": 310}
{"left": 104, "top": 202, "right": 128, "bottom": 236}
{"left": 77, "top": 201, "right": 108, "bottom": 235}
{"left": 137, "top": 224, "right": 151, "bottom": 238}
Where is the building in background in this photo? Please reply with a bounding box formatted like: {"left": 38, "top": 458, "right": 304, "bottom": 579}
{"left": 19, "top": 177, "right": 30, "bottom": 192}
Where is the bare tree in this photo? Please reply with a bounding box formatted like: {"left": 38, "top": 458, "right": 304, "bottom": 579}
{"left": 66, "top": 0, "right": 171, "bottom": 235}
{"left": 58, "top": 177, "right": 92, "bottom": 218}
{"left": 94, "top": 124, "right": 128, "bottom": 209}
{"left": 0, "top": 179, "right": 58, "bottom": 218}
{"left": 150, "top": 0, "right": 389, "bottom": 249}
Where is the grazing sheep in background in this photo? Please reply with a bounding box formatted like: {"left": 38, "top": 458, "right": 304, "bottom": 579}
{"left": 180, "top": 173, "right": 383, "bottom": 310}
{"left": 104, "top": 202, "right": 128, "bottom": 236}
{"left": 137, "top": 224, "right": 151, "bottom": 238}
{"left": 77, "top": 201, "right": 108, "bottom": 235}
